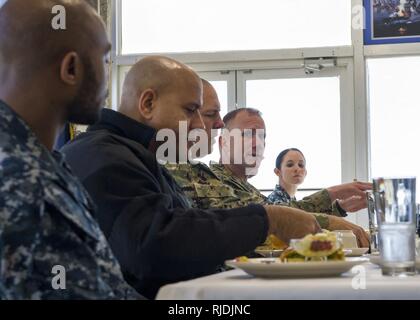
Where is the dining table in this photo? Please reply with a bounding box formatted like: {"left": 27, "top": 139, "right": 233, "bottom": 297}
{"left": 156, "top": 259, "right": 420, "bottom": 300}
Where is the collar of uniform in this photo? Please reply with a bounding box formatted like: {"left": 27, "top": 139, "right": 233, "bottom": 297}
{"left": 274, "top": 184, "right": 296, "bottom": 201}
{"left": 209, "top": 162, "right": 244, "bottom": 184}
{"left": 209, "top": 161, "right": 265, "bottom": 196}
{"left": 0, "top": 100, "right": 99, "bottom": 239}
{"left": 0, "top": 99, "right": 56, "bottom": 165}
{"left": 209, "top": 161, "right": 226, "bottom": 175}
{"left": 274, "top": 184, "right": 286, "bottom": 194}
{"left": 210, "top": 161, "right": 239, "bottom": 180}
{"left": 0, "top": 99, "right": 90, "bottom": 191}
{"left": 88, "top": 108, "right": 156, "bottom": 149}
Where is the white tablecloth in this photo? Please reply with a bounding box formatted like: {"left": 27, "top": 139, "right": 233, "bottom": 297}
{"left": 156, "top": 262, "right": 420, "bottom": 300}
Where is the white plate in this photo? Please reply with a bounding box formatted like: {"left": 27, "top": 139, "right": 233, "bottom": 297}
{"left": 369, "top": 256, "right": 420, "bottom": 270}
{"left": 344, "top": 248, "right": 369, "bottom": 257}
{"left": 254, "top": 249, "right": 284, "bottom": 258}
{"left": 225, "top": 257, "right": 369, "bottom": 278}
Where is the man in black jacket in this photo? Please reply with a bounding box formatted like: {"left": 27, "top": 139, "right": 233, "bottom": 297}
{"left": 61, "top": 56, "right": 322, "bottom": 299}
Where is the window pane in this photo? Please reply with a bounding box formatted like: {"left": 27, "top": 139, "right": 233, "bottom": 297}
{"left": 246, "top": 77, "right": 342, "bottom": 191}
{"left": 368, "top": 56, "right": 420, "bottom": 201}
{"left": 199, "top": 81, "right": 228, "bottom": 165}
{"left": 121, "top": 0, "right": 351, "bottom": 55}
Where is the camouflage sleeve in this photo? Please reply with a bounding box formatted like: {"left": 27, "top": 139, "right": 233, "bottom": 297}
{"left": 288, "top": 189, "right": 342, "bottom": 217}
{"left": 1, "top": 201, "right": 133, "bottom": 300}
{"left": 311, "top": 213, "right": 330, "bottom": 229}
{"left": 331, "top": 200, "right": 348, "bottom": 217}
{"left": 166, "top": 163, "right": 267, "bottom": 210}
{"left": 165, "top": 164, "right": 193, "bottom": 192}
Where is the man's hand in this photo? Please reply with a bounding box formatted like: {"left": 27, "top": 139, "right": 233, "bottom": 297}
{"left": 337, "top": 196, "right": 367, "bottom": 212}
{"left": 327, "top": 182, "right": 372, "bottom": 202}
{"left": 264, "top": 206, "right": 322, "bottom": 244}
{"left": 327, "top": 215, "right": 370, "bottom": 248}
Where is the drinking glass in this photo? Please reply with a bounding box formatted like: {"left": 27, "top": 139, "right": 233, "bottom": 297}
{"left": 373, "top": 177, "right": 417, "bottom": 276}
{"left": 366, "top": 191, "right": 379, "bottom": 254}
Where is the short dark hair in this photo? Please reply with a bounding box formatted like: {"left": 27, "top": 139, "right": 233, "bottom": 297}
{"left": 275, "top": 148, "right": 305, "bottom": 169}
{"left": 222, "top": 108, "right": 262, "bottom": 128}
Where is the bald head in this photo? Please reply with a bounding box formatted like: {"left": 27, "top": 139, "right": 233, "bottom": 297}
{"left": 201, "top": 78, "right": 212, "bottom": 88}
{"left": 0, "top": 0, "right": 106, "bottom": 77}
{"left": 0, "top": 0, "right": 111, "bottom": 149}
{"left": 119, "top": 56, "right": 204, "bottom": 158}
{"left": 119, "top": 56, "right": 202, "bottom": 117}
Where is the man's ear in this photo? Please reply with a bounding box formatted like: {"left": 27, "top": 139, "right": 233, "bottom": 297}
{"left": 274, "top": 168, "right": 281, "bottom": 177}
{"left": 60, "top": 52, "right": 81, "bottom": 85}
{"left": 138, "top": 89, "right": 156, "bottom": 120}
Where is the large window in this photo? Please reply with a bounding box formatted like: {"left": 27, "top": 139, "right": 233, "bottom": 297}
{"left": 120, "top": 0, "right": 351, "bottom": 55}
{"left": 244, "top": 74, "right": 343, "bottom": 192}
{"left": 368, "top": 56, "right": 420, "bottom": 202}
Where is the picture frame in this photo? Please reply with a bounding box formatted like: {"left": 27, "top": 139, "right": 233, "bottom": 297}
{"left": 364, "top": 0, "right": 420, "bottom": 44}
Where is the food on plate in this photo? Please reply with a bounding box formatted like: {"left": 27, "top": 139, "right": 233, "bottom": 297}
{"left": 235, "top": 256, "right": 249, "bottom": 262}
{"left": 280, "top": 232, "right": 345, "bottom": 262}
{"left": 256, "top": 234, "right": 288, "bottom": 251}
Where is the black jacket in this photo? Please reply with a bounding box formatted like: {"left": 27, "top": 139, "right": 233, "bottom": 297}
{"left": 61, "top": 109, "right": 268, "bottom": 299}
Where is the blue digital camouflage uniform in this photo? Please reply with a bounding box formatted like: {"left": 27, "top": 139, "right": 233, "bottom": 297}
{"left": 0, "top": 100, "right": 139, "bottom": 300}
{"left": 268, "top": 184, "right": 295, "bottom": 204}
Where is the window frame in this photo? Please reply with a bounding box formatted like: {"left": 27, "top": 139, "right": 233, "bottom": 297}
{"left": 236, "top": 61, "right": 356, "bottom": 190}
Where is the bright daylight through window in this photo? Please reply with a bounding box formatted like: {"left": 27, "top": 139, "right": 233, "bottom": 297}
{"left": 246, "top": 77, "right": 342, "bottom": 193}
{"left": 121, "top": 0, "right": 351, "bottom": 54}
{"left": 368, "top": 56, "right": 420, "bottom": 202}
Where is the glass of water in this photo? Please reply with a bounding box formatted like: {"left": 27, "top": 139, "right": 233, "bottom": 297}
{"left": 366, "top": 191, "right": 379, "bottom": 254}
{"left": 417, "top": 204, "right": 420, "bottom": 238}
{"left": 373, "top": 177, "right": 417, "bottom": 276}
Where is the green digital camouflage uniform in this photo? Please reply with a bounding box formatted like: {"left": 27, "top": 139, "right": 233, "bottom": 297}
{"left": 166, "top": 162, "right": 346, "bottom": 229}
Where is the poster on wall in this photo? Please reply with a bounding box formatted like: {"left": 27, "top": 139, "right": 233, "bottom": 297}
{"left": 364, "top": 0, "right": 420, "bottom": 44}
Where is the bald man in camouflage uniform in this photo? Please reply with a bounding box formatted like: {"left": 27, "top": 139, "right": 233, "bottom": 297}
{"left": 0, "top": 0, "right": 139, "bottom": 299}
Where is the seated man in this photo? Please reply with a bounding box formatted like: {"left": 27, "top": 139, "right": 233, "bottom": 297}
{"left": 61, "top": 56, "right": 322, "bottom": 299}
{"left": 0, "top": 0, "right": 137, "bottom": 299}
{"left": 166, "top": 88, "right": 370, "bottom": 247}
